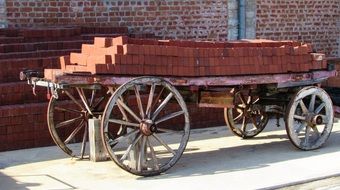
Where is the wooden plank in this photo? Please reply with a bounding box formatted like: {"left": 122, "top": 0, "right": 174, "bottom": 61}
{"left": 88, "top": 118, "right": 107, "bottom": 162}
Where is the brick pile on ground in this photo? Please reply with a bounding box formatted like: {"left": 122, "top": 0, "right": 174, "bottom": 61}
{"left": 49, "top": 36, "right": 327, "bottom": 80}
{"left": 0, "top": 26, "right": 138, "bottom": 151}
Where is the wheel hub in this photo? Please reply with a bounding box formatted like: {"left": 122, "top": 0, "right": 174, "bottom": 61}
{"left": 312, "top": 115, "right": 323, "bottom": 125}
{"left": 305, "top": 113, "right": 323, "bottom": 125}
{"left": 140, "top": 119, "right": 156, "bottom": 136}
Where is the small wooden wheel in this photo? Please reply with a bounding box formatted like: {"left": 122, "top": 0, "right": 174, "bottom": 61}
{"left": 224, "top": 90, "right": 268, "bottom": 138}
{"left": 285, "top": 86, "right": 334, "bottom": 150}
{"left": 101, "top": 77, "right": 190, "bottom": 176}
{"left": 47, "top": 86, "right": 110, "bottom": 159}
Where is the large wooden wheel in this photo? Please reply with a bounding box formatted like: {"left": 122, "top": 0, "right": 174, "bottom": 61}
{"left": 101, "top": 77, "right": 190, "bottom": 176}
{"left": 224, "top": 90, "right": 268, "bottom": 138}
{"left": 285, "top": 86, "right": 334, "bottom": 150}
{"left": 47, "top": 86, "right": 110, "bottom": 159}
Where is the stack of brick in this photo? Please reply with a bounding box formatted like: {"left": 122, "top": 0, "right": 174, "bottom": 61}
{"left": 0, "top": 27, "right": 227, "bottom": 152}
{"left": 54, "top": 36, "right": 327, "bottom": 79}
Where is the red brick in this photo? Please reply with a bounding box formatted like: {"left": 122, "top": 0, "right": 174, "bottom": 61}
{"left": 273, "top": 47, "right": 288, "bottom": 56}
{"left": 160, "top": 46, "right": 168, "bottom": 56}
{"left": 197, "top": 48, "right": 209, "bottom": 57}
{"left": 154, "top": 45, "right": 162, "bottom": 56}
{"left": 149, "top": 45, "right": 156, "bottom": 55}
{"left": 142, "top": 45, "right": 150, "bottom": 55}
{"left": 120, "top": 55, "right": 128, "bottom": 64}
{"left": 236, "top": 48, "right": 247, "bottom": 57}
{"left": 223, "top": 48, "right": 235, "bottom": 57}
{"left": 92, "top": 46, "right": 122, "bottom": 56}
{"left": 70, "top": 53, "right": 88, "bottom": 66}
{"left": 81, "top": 44, "right": 95, "bottom": 55}
{"left": 123, "top": 44, "right": 140, "bottom": 55}
{"left": 322, "top": 60, "right": 327, "bottom": 69}
{"left": 304, "top": 43, "right": 313, "bottom": 53}
{"left": 168, "top": 46, "right": 178, "bottom": 57}
{"left": 184, "top": 48, "right": 196, "bottom": 57}
{"left": 126, "top": 55, "right": 133, "bottom": 64}
{"left": 138, "top": 55, "right": 145, "bottom": 65}
{"left": 59, "top": 55, "right": 70, "bottom": 70}
{"left": 94, "top": 37, "right": 112, "bottom": 48}
{"left": 112, "top": 36, "right": 129, "bottom": 46}
{"left": 262, "top": 47, "right": 273, "bottom": 56}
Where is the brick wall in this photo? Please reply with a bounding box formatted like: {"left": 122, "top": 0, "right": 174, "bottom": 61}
{"left": 256, "top": 0, "right": 340, "bottom": 57}
{"left": 5, "top": 0, "right": 228, "bottom": 40}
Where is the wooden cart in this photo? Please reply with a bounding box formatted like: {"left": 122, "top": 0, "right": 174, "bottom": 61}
{"left": 20, "top": 68, "right": 336, "bottom": 176}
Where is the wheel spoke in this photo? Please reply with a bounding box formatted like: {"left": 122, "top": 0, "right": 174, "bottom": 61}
{"left": 64, "top": 120, "right": 85, "bottom": 144}
{"left": 236, "top": 104, "right": 245, "bottom": 109}
{"left": 89, "top": 89, "right": 96, "bottom": 107}
{"left": 55, "top": 107, "right": 82, "bottom": 114}
{"left": 250, "top": 116, "right": 259, "bottom": 129}
{"left": 92, "top": 96, "right": 105, "bottom": 110}
{"left": 299, "top": 100, "right": 308, "bottom": 114}
{"left": 293, "top": 115, "right": 306, "bottom": 121}
{"left": 152, "top": 134, "right": 176, "bottom": 155}
{"left": 247, "top": 95, "right": 252, "bottom": 104}
{"left": 109, "top": 119, "right": 140, "bottom": 127}
{"left": 237, "top": 93, "right": 246, "bottom": 106}
{"left": 295, "top": 122, "right": 307, "bottom": 134}
{"left": 117, "top": 99, "right": 141, "bottom": 123}
{"left": 134, "top": 85, "right": 145, "bottom": 119}
{"left": 146, "top": 83, "right": 156, "bottom": 118}
{"left": 151, "top": 87, "right": 165, "bottom": 112}
{"left": 64, "top": 90, "right": 86, "bottom": 111}
{"left": 76, "top": 88, "right": 93, "bottom": 115}
{"left": 155, "top": 110, "right": 184, "bottom": 125}
{"left": 241, "top": 116, "right": 246, "bottom": 133}
{"left": 147, "top": 137, "right": 159, "bottom": 170}
{"left": 80, "top": 122, "right": 88, "bottom": 159}
{"left": 56, "top": 115, "right": 83, "bottom": 128}
{"left": 120, "top": 134, "right": 143, "bottom": 161}
{"left": 233, "top": 112, "right": 243, "bottom": 122}
{"left": 252, "top": 97, "right": 260, "bottom": 104}
{"left": 312, "top": 125, "right": 320, "bottom": 137}
{"left": 151, "top": 92, "right": 174, "bottom": 120}
{"left": 315, "top": 103, "right": 325, "bottom": 114}
{"left": 156, "top": 127, "right": 182, "bottom": 134}
{"left": 309, "top": 94, "right": 316, "bottom": 112}
{"left": 109, "top": 129, "right": 139, "bottom": 146}
{"left": 116, "top": 97, "right": 129, "bottom": 121}
{"left": 304, "top": 126, "right": 311, "bottom": 145}
{"left": 137, "top": 136, "right": 147, "bottom": 172}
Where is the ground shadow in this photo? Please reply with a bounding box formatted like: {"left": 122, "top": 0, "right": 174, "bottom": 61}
{"left": 0, "top": 172, "right": 39, "bottom": 190}
{"left": 139, "top": 130, "right": 340, "bottom": 180}
{"left": 0, "top": 145, "right": 71, "bottom": 169}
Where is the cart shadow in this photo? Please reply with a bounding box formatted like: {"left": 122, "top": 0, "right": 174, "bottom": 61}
{"left": 139, "top": 131, "right": 340, "bottom": 180}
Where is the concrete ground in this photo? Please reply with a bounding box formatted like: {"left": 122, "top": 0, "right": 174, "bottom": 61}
{"left": 1, "top": 118, "right": 340, "bottom": 190}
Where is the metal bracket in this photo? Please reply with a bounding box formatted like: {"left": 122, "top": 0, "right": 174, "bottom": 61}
{"left": 50, "top": 82, "right": 59, "bottom": 99}
{"left": 32, "top": 82, "right": 37, "bottom": 96}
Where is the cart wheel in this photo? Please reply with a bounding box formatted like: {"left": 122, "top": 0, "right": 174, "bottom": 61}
{"left": 101, "top": 77, "right": 190, "bottom": 176}
{"left": 285, "top": 86, "right": 334, "bottom": 150}
{"left": 47, "top": 86, "right": 110, "bottom": 159}
{"left": 224, "top": 90, "right": 268, "bottom": 138}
